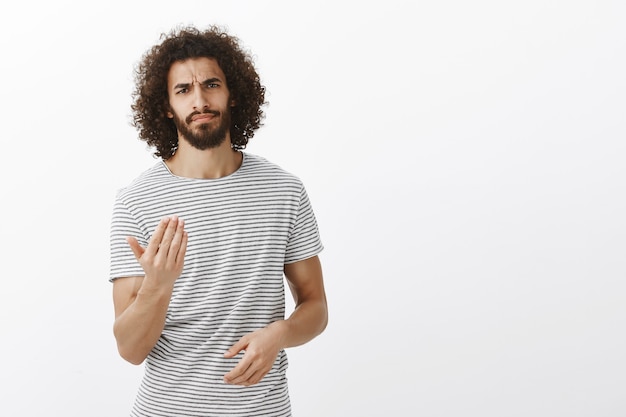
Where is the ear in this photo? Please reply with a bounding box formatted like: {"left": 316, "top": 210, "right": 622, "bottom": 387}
{"left": 230, "top": 99, "right": 236, "bottom": 107}
{"left": 167, "top": 111, "right": 174, "bottom": 118}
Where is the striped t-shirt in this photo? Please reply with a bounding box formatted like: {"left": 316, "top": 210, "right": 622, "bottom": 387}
{"left": 109, "top": 152, "right": 323, "bottom": 417}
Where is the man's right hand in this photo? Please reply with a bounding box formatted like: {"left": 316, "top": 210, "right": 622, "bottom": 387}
{"left": 112, "top": 215, "right": 188, "bottom": 365}
{"left": 127, "top": 215, "right": 188, "bottom": 289}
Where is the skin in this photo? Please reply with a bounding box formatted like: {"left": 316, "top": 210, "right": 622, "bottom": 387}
{"left": 113, "top": 57, "right": 328, "bottom": 387}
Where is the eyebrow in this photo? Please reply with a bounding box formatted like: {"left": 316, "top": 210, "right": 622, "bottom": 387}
{"left": 173, "top": 77, "right": 222, "bottom": 90}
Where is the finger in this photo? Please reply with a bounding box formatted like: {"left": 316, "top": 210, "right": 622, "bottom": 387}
{"left": 243, "top": 369, "right": 265, "bottom": 386}
{"left": 227, "top": 362, "right": 258, "bottom": 386}
{"left": 224, "top": 338, "right": 247, "bottom": 359}
{"left": 157, "top": 215, "right": 179, "bottom": 255}
{"left": 167, "top": 218, "right": 185, "bottom": 266}
{"left": 126, "top": 236, "right": 145, "bottom": 261}
{"left": 146, "top": 217, "right": 171, "bottom": 255}
{"left": 224, "top": 357, "right": 252, "bottom": 384}
{"left": 230, "top": 357, "right": 271, "bottom": 386}
{"left": 176, "top": 231, "right": 189, "bottom": 266}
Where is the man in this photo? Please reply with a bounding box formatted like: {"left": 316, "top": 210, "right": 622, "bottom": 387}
{"left": 109, "top": 25, "right": 328, "bottom": 416}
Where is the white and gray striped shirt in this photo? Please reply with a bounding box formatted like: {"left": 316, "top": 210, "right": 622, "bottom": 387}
{"left": 109, "top": 152, "right": 323, "bottom": 416}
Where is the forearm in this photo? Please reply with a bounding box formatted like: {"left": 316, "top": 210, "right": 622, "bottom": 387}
{"left": 113, "top": 285, "right": 173, "bottom": 365}
{"left": 271, "top": 297, "right": 328, "bottom": 349}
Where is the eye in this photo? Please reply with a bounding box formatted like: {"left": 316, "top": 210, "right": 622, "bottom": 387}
{"left": 175, "top": 88, "right": 189, "bottom": 95}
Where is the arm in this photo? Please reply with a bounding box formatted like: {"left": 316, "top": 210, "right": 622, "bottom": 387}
{"left": 278, "top": 255, "right": 328, "bottom": 347}
{"left": 112, "top": 216, "right": 188, "bottom": 365}
{"left": 223, "top": 255, "right": 328, "bottom": 385}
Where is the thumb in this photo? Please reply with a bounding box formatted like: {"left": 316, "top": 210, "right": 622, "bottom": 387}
{"left": 126, "top": 236, "right": 145, "bottom": 261}
{"left": 224, "top": 337, "right": 248, "bottom": 358}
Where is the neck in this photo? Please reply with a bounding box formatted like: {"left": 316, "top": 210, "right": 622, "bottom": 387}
{"left": 165, "top": 136, "right": 243, "bottom": 179}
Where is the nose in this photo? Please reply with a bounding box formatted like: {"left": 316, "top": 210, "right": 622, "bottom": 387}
{"left": 192, "top": 83, "right": 208, "bottom": 110}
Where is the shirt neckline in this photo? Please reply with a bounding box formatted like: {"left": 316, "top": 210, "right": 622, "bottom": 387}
{"left": 159, "top": 152, "right": 247, "bottom": 182}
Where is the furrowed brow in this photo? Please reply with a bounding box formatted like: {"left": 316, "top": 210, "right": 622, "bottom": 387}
{"left": 201, "top": 77, "right": 222, "bottom": 85}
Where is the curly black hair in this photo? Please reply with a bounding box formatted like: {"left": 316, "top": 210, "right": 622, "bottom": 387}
{"left": 131, "top": 25, "right": 266, "bottom": 159}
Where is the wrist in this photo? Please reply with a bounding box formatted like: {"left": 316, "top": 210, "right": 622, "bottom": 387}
{"left": 267, "top": 320, "right": 290, "bottom": 349}
{"left": 137, "top": 277, "right": 174, "bottom": 299}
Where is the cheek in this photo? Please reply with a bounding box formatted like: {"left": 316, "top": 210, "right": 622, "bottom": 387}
{"left": 166, "top": 101, "right": 184, "bottom": 120}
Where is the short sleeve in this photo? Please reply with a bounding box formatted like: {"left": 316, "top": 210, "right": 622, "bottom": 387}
{"left": 109, "top": 194, "right": 148, "bottom": 282}
{"left": 284, "top": 185, "right": 323, "bottom": 264}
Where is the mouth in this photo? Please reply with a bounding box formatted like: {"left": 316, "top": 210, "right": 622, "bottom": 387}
{"left": 187, "top": 111, "right": 220, "bottom": 124}
{"left": 192, "top": 114, "right": 215, "bottom": 122}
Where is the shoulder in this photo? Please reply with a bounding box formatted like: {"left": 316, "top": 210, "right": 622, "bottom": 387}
{"left": 115, "top": 161, "right": 169, "bottom": 202}
{"left": 241, "top": 153, "right": 303, "bottom": 186}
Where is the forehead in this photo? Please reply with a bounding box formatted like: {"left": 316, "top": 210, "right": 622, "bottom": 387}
{"left": 167, "top": 57, "right": 227, "bottom": 86}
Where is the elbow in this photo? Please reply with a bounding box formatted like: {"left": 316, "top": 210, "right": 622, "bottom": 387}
{"left": 117, "top": 343, "right": 147, "bottom": 365}
{"left": 126, "top": 357, "right": 145, "bottom": 366}
{"left": 113, "top": 324, "right": 147, "bottom": 365}
{"left": 319, "top": 301, "right": 329, "bottom": 334}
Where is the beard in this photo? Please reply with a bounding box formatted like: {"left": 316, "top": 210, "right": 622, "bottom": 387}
{"left": 172, "top": 108, "right": 231, "bottom": 150}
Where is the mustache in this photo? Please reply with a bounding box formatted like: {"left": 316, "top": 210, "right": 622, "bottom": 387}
{"left": 185, "top": 109, "right": 220, "bottom": 124}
